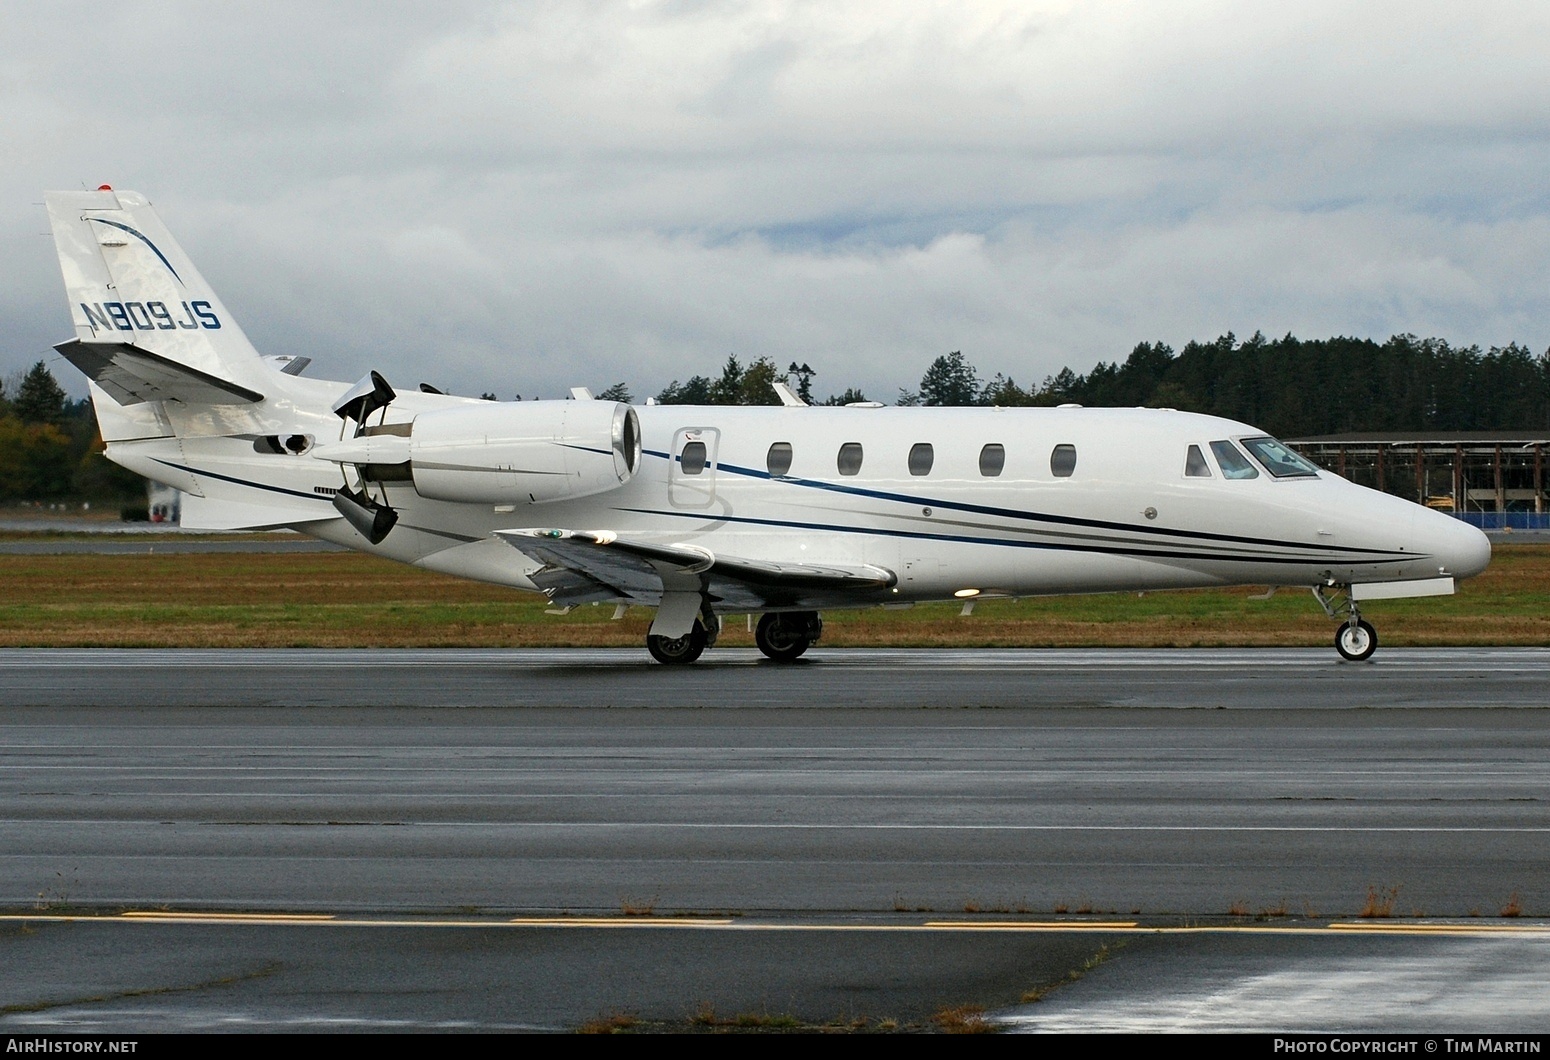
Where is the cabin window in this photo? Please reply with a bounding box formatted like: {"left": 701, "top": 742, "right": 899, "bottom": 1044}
{"left": 1241, "top": 436, "right": 1320, "bottom": 478}
{"left": 1050, "top": 444, "right": 1077, "bottom": 478}
{"left": 837, "top": 442, "right": 864, "bottom": 476}
{"left": 681, "top": 441, "right": 708, "bottom": 475}
{"left": 1185, "top": 444, "right": 1212, "bottom": 477}
{"left": 908, "top": 443, "right": 934, "bottom": 476}
{"left": 979, "top": 444, "right": 1005, "bottom": 477}
{"left": 1210, "top": 440, "right": 1259, "bottom": 479}
{"left": 767, "top": 441, "right": 794, "bottom": 477}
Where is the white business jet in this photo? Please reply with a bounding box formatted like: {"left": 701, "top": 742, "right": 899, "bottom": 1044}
{"left": 44, "top": 188, "right": 1491, "bottom": 664}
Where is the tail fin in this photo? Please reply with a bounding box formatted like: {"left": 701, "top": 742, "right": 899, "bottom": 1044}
{"left": 45, "top": 188, "right": 268, "bottom": 404}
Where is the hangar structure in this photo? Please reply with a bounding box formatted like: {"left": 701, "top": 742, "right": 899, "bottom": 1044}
{"left": 1287, "top": 432, "right": 1550, "bottom": 530}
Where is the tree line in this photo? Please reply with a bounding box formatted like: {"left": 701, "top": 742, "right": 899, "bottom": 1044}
{"left": 647, "top": 333, "right": 1550, "bottom": 438}
{"left": 0, "top": 361, "right": 143, "bottom": 505}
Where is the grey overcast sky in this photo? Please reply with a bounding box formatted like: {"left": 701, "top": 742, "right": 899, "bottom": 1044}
{"left": 3, "top": 1, "right": 1549, "bottom": 401}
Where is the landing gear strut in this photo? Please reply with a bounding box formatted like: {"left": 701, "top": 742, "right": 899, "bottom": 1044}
{"left": 754, "top": 611, "right": 822, "bottom": 662}
{"left": 1313, "top": 585, "right": 1378, "bottom": 662}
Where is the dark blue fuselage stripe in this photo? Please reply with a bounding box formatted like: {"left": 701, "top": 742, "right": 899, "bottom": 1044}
{"left": 616, "top": 506, "right": 1402, "bottom": 568}
{"left": 87, "top": 218, "right": 183, "bottom": 284}
{"left": 153, "top": 459, "right": 331, "bottom": 503}
{"left": 641, "top": 448, "right": 1402, "bottom": 558}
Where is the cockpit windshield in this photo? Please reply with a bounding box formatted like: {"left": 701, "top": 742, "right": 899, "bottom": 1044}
{"left": 1241, "top": 436, "right": 1321, "bottom": 478}
{"left": 1209, "top": 440, "right": 1259, "bottom": 480}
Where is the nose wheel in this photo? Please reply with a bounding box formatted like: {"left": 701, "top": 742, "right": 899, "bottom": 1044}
{"left": 1335, "top": 619, "right": 1377, "bottom": 662}
{"left": 1314, "top": 585, "right": 1378, "bottom": 662}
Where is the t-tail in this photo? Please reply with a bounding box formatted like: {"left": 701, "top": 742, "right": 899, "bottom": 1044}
{"left": 45, "top": 187, "right": 271, "bottom": 411}
{"left": 44, "top": 187, "right": 337, "bottom": 532}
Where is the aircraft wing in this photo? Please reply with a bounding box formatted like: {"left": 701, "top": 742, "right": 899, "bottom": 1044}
{"left": 494, "top": 528, "right": 897, "bottom": 611}
{"left": 55, "top": 339, "right": 264, "bottom": 406}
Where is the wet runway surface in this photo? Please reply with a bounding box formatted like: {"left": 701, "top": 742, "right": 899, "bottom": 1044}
{"left": 1, "top": 647, "right": 1546, "bottom": 1031}
{"left": 6, "top": 645, "right": 1550, "bottom": 709}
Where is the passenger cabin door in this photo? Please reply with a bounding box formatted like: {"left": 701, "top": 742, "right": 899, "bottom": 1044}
{"left": 669, "top": 427, "right": 719, "bottom": 509}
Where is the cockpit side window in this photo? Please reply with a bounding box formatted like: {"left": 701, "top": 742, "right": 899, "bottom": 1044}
{"left": 1185, "top": 444, "right": 1212, "bottom": 478}
{"left": 1209, "top": 440, "right": 1259, "bottom": 480}
{"left": 1241, "top": 436, "right": 1321, "bottom": 478}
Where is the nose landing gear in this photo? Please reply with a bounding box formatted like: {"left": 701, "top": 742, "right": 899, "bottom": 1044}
{"left": 1335, "top": 618, "right": 1378, "bottom": 662}
{"left": 1313, "top": 585, "right": 1379, "bottom": 662}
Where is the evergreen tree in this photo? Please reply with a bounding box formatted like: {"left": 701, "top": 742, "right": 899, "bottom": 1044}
{"left": 980, "top": 374, "right": 1038, "bottom": 406}
{"left": 707, "top": 355, "right": 746, "bottom": 405}
{"left": 655, "top": 376, "right": 714, "bottom": 404}
{"left": 597, "top": 382, "right": 632, "bottom": 403}
{"left": 918, "top": 352, "right": 981, "bottom": 406}
{"left": 787, "top": 362, "right": 816, "bottom": 403}
{"left": 735, "top": 357, "right": 782, "bottom": 405}
{"left": 822, "top": 387, "right": 869, "bottom": 406}
{"left": 14, "top": 362, "right": 67, "bottom": 425}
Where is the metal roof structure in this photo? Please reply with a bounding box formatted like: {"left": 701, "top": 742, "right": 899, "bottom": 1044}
{"left": 1285, "top": 433, "right": 1548, "bottom": 521}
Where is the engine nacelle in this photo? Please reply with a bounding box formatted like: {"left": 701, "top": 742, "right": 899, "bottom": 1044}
{"left": 408, "top": 400, "right": 640, "bottom": 504}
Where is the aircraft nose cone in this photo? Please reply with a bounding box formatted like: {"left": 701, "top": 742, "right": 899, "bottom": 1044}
{"left": 1430, "top": 512, "right": 1492, "bottom": 580}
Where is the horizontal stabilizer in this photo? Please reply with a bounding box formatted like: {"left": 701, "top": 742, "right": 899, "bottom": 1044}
{"left": 55, "top": 339, "right": 263, "bottom": 406}
{"left": 494, "top": 528, "right": 896, "bottom": 610}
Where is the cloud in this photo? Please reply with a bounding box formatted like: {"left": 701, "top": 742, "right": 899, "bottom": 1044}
{"left": 4, "top": 1, "right": 1549, "bottom": 401}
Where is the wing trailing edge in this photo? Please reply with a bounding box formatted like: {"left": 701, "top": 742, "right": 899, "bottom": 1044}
{"left": 494, "top": 528, "right": 897, "bottom": 611}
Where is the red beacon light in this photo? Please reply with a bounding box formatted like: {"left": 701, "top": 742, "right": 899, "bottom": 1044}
{"left": 97, "top": 185, "right": 112, "bottom": 191}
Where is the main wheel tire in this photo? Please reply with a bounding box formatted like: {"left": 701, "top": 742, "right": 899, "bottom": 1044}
{"left": 754, "top": 612, "right": 813, "bottom": 662}
{"left": 647, "top": 624, "right": 709, "bottom": 665}
{"left": 1335, "top": 619, "right": 1377, "bottom": 662}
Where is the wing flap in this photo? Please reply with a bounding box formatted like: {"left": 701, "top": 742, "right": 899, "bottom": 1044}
{"left": 494, "top": 528, "right": 896, "bottom": 609}
{"left": 55, "top": 339, "right": 264, "bottom": 406}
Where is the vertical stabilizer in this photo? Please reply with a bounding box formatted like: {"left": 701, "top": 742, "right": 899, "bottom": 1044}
{"left": 45, "top": 189, "right": 268, "bottom": 399}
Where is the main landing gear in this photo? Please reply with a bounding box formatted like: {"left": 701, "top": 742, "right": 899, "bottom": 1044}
{"left": 646, "top": 616, "right": 719, "bottom": 666}
{"left": 1313, "top": 585, "right": 1378, "bottom": 662}
{"left": 754, "top": 611, "right": 823, "bottom": 662}
{"left": 643, "top": 609, "right": 824, "bottom": 665}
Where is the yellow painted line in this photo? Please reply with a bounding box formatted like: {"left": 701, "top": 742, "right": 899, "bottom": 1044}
{"left": 119, "top": 911, "right": 336, "bottom": 921}
{"left": 119, "top": 911, "right": 337, "bottom": 923}
{"left": 507, "top": 917, "right": 734, "bottom": 927}
{"left": 1328, "top": 921, "right": 1550, "bottom": 934}
{"left": 924, "top": 920, "right": 1139, "bottom": 931}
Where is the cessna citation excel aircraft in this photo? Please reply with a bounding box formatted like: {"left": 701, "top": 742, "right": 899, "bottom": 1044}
{"left": 45, "top": 188, "right": 1491, "bottom": 664}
